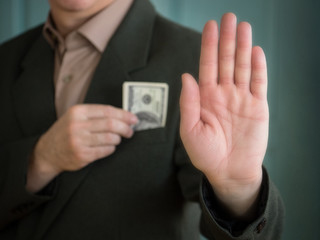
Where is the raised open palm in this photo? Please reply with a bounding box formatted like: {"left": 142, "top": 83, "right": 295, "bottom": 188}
{"left": 180, "top": 13, "right": 269, "bottom": 215}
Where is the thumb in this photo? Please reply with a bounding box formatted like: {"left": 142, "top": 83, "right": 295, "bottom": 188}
{"left": 180, "top": 73, "right": 200, "bottom": 135}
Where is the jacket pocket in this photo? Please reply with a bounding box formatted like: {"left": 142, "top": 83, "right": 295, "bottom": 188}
{"left": 131, "top": 127, "right": 167, "bottom": 145}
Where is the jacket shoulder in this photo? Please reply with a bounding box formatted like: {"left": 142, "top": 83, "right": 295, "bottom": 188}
{"left": 150, "top": 15, "right": 202, "bottom": 77}
{"left": 0, "top": 25, "right": 44, "bottom": 62}
{"left": 153, "top": 15, "right": 201, "bottom": 52}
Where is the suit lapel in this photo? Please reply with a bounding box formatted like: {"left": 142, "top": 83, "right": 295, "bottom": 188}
{"left": 12, "top": 36, "right": 56, "bottom": 136}
{"left": 105, "top": 0, "right": 155, "bottom": 73}
{"left": 84, "top": 46, "right": 130, "bottom": 108}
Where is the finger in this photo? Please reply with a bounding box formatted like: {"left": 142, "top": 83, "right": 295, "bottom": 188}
{"left": 235, "top": 22, "right": 252, "bottom": 89}
{"left": 219, "top": 13, "right": 237, "bottom": 85}
{"left": 199, "top": 20, "right": 219, "bottom": 90}
{"left": 87, "top": 133, "right": 121, "bottom": 147}
{"left": 180, "top": 73, "right": 200, "bottom": 133}
{"left": 85, "top": 118, "right": 134, "bottom": 138}
{"left": 68, "top": 104, "right": 138, "bottom": 124}
{"left": 250, "top": 46, "right": 268, "bottom": 99}
{"left": 88, "top": 145, "right": 116, "bottom": 161}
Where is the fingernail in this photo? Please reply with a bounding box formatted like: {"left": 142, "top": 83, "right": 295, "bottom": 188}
{"left": 128, "top": 128, "right": 134, "bottom": 138}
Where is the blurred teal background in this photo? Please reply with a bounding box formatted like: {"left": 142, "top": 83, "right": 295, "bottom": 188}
{"left": 1, "top": 0, "right": 319, "bottom": 239}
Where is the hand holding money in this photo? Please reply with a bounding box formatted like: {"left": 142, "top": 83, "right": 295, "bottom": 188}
{"left": 179, "top": 13, "right": 269, "bottom": 218}
{"left": 26, "top": 104, "right": 138, "bottom": 193}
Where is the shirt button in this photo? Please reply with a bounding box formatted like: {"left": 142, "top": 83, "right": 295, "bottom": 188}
{"left": 63, "top": 75, "right": 73, "bottom": 84}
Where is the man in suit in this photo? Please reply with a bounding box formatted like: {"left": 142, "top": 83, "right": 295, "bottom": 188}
{"left": 0, "top": 0, "right": 284, "bottom": 239}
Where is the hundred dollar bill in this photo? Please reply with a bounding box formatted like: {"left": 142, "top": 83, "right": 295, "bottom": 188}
{"left": 123, "top": 82, "right": 169, "bottom": 131}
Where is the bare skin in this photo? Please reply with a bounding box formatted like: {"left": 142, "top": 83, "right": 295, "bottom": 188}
{"left": 48, "top": 0, "right": 115, "bottom": 37}
{"left": 28, "top": 0, "right": 268, "bottom": 220}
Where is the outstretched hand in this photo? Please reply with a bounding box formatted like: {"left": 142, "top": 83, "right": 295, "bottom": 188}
{"left": 180, "top": 13, "right": 269, "bottom": 217}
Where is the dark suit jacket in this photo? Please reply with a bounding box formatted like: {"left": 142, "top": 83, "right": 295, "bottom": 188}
{"left": 0, "top": 0, "right": 284, "bottom": 239}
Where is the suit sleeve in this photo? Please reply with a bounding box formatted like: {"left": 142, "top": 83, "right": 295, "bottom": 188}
{"left": 199, "top": 167, "right": 285, "bottom": 239}
{"left": 0, "top": 137, "right": 56, "bottom": 230}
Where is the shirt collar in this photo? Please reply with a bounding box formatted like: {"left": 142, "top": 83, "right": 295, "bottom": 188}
{"left": 43, "top": 14, "right": 62, "bottom": 49}
{"left": 43, "top": 0, "right": 133, "bottom": 53}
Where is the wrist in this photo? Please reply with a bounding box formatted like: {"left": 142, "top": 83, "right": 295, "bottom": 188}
{"left": 26, "top": 139, "right": 61, "bottom": 193}
{"left": 207, "top": 171, "right": 262, "bottom": 219}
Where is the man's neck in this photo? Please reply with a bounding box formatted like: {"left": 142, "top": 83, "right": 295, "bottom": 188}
{"left": 50, "top": 12, "right": 89, "bottom": 37}
{"left": 50, "top": 0, "right": 114, "bottom": 37}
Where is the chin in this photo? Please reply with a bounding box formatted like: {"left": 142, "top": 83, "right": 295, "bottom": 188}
{"left": 50, "top": 0, "right": 103, "bottom": 12}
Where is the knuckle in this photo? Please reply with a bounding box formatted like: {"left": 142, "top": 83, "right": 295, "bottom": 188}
{"left": 104, "top": 105, "right": 113, "bottom": 116}
{"left": 218, "top": 76, "right": 234, "bottom": 84}
{"left": 109, "top": 134, "right": 121, "bottom": 145}
{"left": 252, "top": 77, "right": 266, "bottom": 85}
{"left": 236, "top": 62, "right": 251, "bottom": 70}
{"left": 253, "top": 63, "right": 266, "bottom": 71}
{"left": 200, "top": 59, "right": 218, "bottom": 67}
{"left": 66, "top": 122, "right": 79, "bottom": 136}
{"left": 220, "top": 53, "right": 234, "bottom": 62}
{"left": 107, "top": 146, "right": 116, "bottom": 155}
{"left": 104, "top": 133, "right": 113, "bottom": 143}
{"left": 125, "top": 127, "right": 133, "bottom": 138}
{"left": 82, "top": 121, "right": 91, "bottom": 130}
{"left": 75, "top": 148, "right": 91, "bottom": 164}
{"left": 106, "top": 119, "right": 115, "bottom": 130}
{"left": 115, "top": 135, "right": 122, "bottom": 145}
{"left": 90, "top": 133, "right": 99, "bottom": 145}
{"left": 71, "top": 148, "right": 83, "bottom": 162}
{"left": 69, "top": 105, "right": 80, "bottom": 116}
{"left": 236, "top": 81, "right": 248, "bottom": 89}
{"left": 104, "top": 133, "right": 121, "bottom": 145}
{"left": 68, "top": 105, "right": 86, "bottom": 120}
{"left": 69, "top": 137, "right": 88, "bottom": 163}
{"left": 69, "top": 137, "right": 80, "bottom": 155}
{"left": 93, "top": 146, "right": 116, "bottom": 160}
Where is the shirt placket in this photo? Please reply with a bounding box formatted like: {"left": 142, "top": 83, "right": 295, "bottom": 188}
{"left": 55, "top": 35, "right": 78, "bottom": 118}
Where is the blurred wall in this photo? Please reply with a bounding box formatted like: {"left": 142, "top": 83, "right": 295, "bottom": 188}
{"left": 1, "top": 0, "right": 319, "bottom": 239}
